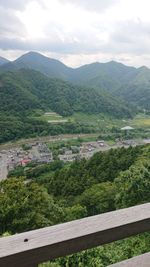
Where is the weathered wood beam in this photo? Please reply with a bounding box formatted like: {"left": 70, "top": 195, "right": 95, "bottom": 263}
{"left": 0, "top": 203, "right": 150, "bottom": 267}
{"left": 109, "top": 252, "right": 150, "bottom": 266}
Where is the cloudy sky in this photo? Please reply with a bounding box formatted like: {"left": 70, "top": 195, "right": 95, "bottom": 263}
{"left": 1, "top": 0, "right": 150, "bottom": 67}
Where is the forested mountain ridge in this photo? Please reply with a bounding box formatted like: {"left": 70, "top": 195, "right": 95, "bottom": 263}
{"left": 0, "top": 68, "right": 132, "bottom": 118}
{"left": 1, "top": 51, "right": 150, "bottom": 111}
{"left": 69, "top": 60, "right": 136, "bottom": 90}
{"left": 0, "top": 52, "right": 137, "bottom": 87}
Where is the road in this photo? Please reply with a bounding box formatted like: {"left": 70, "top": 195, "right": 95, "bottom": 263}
{"left": 0, "top": 154, "right": 8, "bottom": 181}
{"left": 0, "top": 133, "right": 99, "bottom": 151}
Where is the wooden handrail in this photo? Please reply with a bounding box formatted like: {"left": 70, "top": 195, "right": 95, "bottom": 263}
{"left": 0, "top": 203, "right": 150, "bottom": 267}
{"left": 109, "top": 251, "right": 150, "bottom": 266}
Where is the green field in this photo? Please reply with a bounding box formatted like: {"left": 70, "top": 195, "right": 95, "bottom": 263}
{"left": 131, "top": 114, "right": 150, "bottom": 128}
{"left": 68, "top": 113, "right": 128, "bottom": 130}
{"left": 39, "top": 112, "right": 69, "bottom": 123}
{"left": 32, "top": 110, "right": 150, "bottom": 130}
{"left": 31, "top": 111, "right": 150, "bottom": 138}
{"left": 69, "top": 112, "right": 150, "bottom": 130}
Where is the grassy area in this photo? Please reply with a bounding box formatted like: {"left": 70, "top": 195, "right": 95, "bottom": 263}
{"left": 31, "top": 111, "right": 150, "bottom": 130}
{"left": 68, "top": 113, "right": 128, "bottom": 130}
{"left": 106, "top": 140, "right": 116, "bottom": 145}
{"left": 21, "top": 111, "right": 150, "bottom": 144}
{"left": 131, "top": 114, "right": 150, "bottom": 128}
{"left": 69, "top": 112, "right": 150, "bottom": 130}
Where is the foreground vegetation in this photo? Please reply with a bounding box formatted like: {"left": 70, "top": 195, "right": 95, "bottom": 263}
{"left": 1, "top": 145, "right": 150, "bottom": 266}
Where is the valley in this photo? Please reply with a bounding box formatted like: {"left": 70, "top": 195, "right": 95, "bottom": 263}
{"left": 0, "top": 51, "right": 150, "bottom": 267}
{"left": 1, "top": 0, "right": 150, "bottom": 264}
{"left": 1, "top": 110, "right": 150, "bottom": 181}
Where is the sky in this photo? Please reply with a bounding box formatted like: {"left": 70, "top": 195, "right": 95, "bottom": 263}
{"left": 1, "top": 0, "right": 150, "bottom": 67}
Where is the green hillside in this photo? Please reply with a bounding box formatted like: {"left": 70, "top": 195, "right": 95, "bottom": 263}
{"left": 1, "top": 52, "right": 150, "bottom": 112}
{"left": 70, "top": 61, "right": 136, "bottom": 90}
{"left": 0, "top": 69, "right": 132, "bottom": 143}
{"left": 0, "top": 68, "right": 133, "bottom": 117}
{"left": 115, "top": 67, "right": 150, "bottom": 111}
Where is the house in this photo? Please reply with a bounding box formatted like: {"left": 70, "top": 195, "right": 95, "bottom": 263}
{"left": 20, "top": 159, "right": 31, "bottom": 167}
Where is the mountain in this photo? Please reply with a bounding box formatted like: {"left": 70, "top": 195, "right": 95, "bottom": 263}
{"left": 69, "top": 61, "right": 136, "bottom": 90}
{"left": 0, "top": 52, "right": 136, "bottom": 89}
{"left": 0, "top": 56, "right": 10, "bottom": 66}
{"left": 0, "top": 51, "right": 73, "bottom": 80}
{"left": 1, "top": 51, "right": 150, "bottom": 111}
{"left": 114, "top": 66, "right": 150, "bottom": 111}
{"left": 71, "top": 62, "right": 150, "bottom": 112}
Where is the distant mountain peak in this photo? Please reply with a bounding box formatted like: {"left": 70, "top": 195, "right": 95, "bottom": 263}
{"left": 14, "top": 51, "right": 68, "bottom": 66}
{"left": 15, "top": 51, "right": 50, "bottom": 61}
{"left": 138, "top": 65, "right": 149, "bottom": 71}
{"left": 107, "top": 60, "right": 126, "bottom": 66}
{"left": 0, "top": 56, "right": 10, "bottom": 66}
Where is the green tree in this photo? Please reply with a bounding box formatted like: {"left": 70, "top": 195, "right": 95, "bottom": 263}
{"left": 77, "top": 182, "right": 116, "bottom": 216}
{"left": 64, "top": 204, "right": 87, "bottom": 221}
{"left": 0, "top": 178, "right": 63, "bottom": 234}
{"left": 115, "top": 161, "right": 150, "bottom": 209}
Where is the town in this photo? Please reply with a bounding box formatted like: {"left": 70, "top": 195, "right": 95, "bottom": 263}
{"left": 0, "top": 137, "right": 150, "bottom": 181}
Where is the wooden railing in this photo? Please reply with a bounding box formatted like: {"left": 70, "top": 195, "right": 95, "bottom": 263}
{"left": 0, "top": 203, "right": 150, "bottom": 267}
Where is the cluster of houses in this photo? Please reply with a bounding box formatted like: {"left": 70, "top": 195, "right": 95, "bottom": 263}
{"left": 58, "top": 140, "right": 107, "bottom": 162}
{"left": 5, "top": 141, "right": 107, "bottom": 172}
{"left": 2, "top": 135, "right": 146, "bottom": 179}
{"left": 4, "top": 143, "right": 53, "bottom": 173}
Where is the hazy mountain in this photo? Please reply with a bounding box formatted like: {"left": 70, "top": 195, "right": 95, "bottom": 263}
{"left": 0, "top": 51, "right": 73, "bottom": 80}
{"left": 0, "top": 52, "right": 136, "bottom": 88}
{"left": 70, "top": 61, "right": 136, "bottom": 88}
{"left": 0, "top": 56, "right": 10, "bottom": 66}
{"left": 115, "top": 66, "right": 150, "bottom": 110}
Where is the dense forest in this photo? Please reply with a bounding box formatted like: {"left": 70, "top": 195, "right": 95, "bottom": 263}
{"left": 1, "top": 145, "right": 150, "bottom": 266}
{"left": 0, "top": 69, "right": 133, "bottom": 143}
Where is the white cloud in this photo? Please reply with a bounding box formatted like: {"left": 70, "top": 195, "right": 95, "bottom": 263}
{"left": 1, "top": 0, "right": 150, "bottom": 67}
{"left": 59, "top": 0, "right": 119, "bottom": 12}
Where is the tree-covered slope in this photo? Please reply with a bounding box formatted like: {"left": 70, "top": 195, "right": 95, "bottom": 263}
{"left": 0, "top": 71, "right": 40, "bottom": 116}
{"left": 4, "top": 144, "right": 150, "bottom": 266}
{"left": 115, "top": 66, "right": 150, "bottom": 111}
{"left": 0, "top": 68, "right": 133, "bottom": 143}
{"left": 0, "top": 69, "right": 132, "bottom": 118}
{"left": 69, "top": 61, "right": 136, "bottom": 91}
